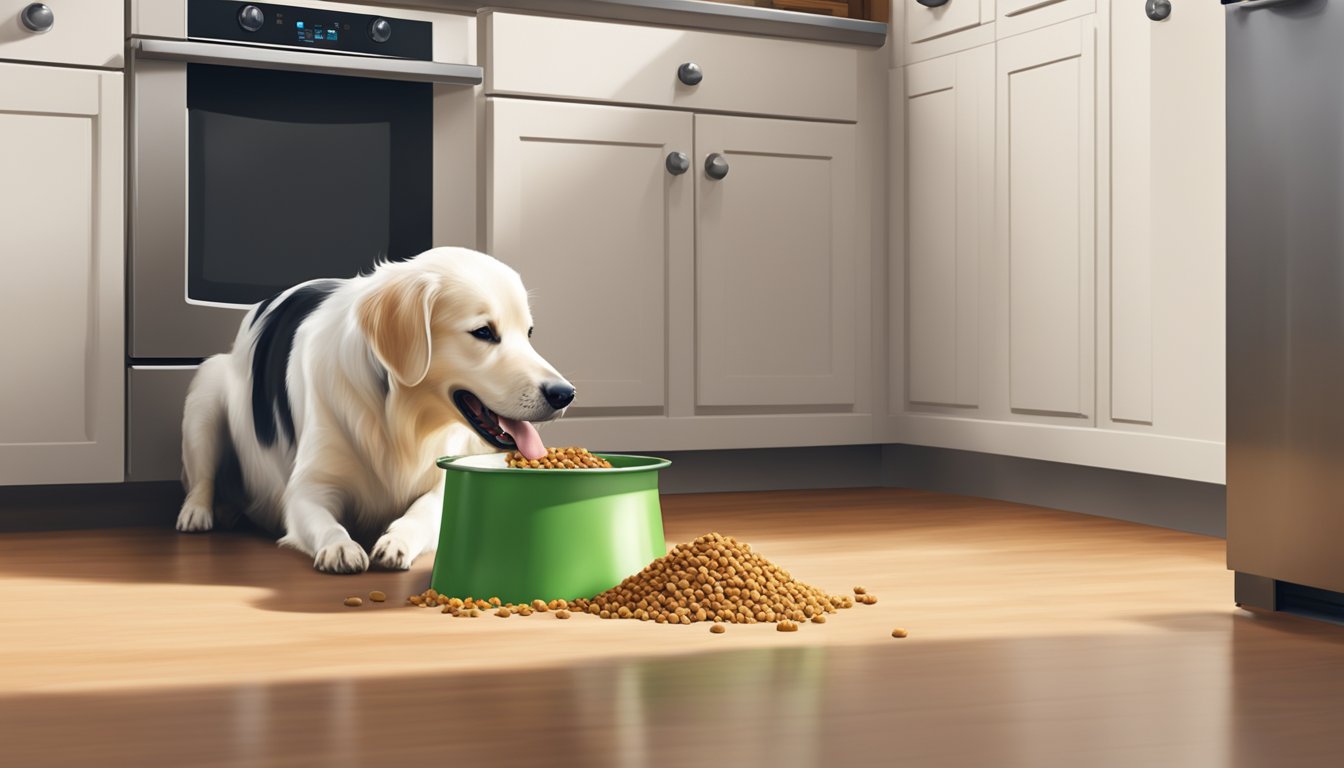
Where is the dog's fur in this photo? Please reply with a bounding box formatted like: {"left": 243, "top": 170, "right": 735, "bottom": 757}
{"left": 175, "top": 247, "right": 572, "bottom": 573}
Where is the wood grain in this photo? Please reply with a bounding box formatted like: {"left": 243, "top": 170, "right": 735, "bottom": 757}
{"left": 1, "top": 488, "right": 1342, "bottom": 766}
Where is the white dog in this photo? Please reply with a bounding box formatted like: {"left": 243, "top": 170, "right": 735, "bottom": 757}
{"left": 175, "top": 247, "right": 572, "bottom": 573}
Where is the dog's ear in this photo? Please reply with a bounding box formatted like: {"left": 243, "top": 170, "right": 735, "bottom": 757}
{"left": 357, "top": 271, "right": 440, "bottom": 387}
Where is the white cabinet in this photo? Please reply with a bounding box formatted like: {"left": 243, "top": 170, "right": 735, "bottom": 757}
{"left": 694, "top": 114, "right": 858, "bottom": 409}
{"left": 997, "top": 17, "right": 1096, "bottom": 423}
{"left": 0, "top": 63, "right": 124, "bottom": 485}
{"left": 996, "top": 0, "right": 1093, "bottom": 38}
{"left": 902, "top": 0, "right": 995, "bottom": 64}
{"left": 901, "top": 43, "right": 993, "bottom": 412}
{"left": 487, "top": 99, "right": 693, "bottom": 413}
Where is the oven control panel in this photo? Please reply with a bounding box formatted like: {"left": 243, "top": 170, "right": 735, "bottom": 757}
{"left": 187, "top": 0, "right": 433, "bottom": 61}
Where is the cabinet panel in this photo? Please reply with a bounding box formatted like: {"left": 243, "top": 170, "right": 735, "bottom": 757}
{"left": 903, "top": 0, "right": 996, "bottom": 64}
{"left": 695, "top": 114, "right": 857, "bottom": 408}
{"left": 0, "top": 64, "right": 123, "bottom": 485}
{"left": 0, "top": 0, "right": 123, "bottom": 68}
{"left": 997, "top": 0, "right": 1093, "bottom": 39}
{"left": 487, "top": 98, "right": 692, "bottom": 411}
{"left": 997, "top": 18, "right": 1095, "bottom": 419}
{"left": 904, "top": 45, "right": 993, "bottom": 409}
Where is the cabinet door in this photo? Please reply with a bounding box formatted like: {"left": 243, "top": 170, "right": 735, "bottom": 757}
{"left": 487, "top": 99, "right": 692, "bottom": 412}
{"left": 997, "top": 0, "right": 1093, "bottom": 39}
{"left": 903, "top": 44, "right": 994, "bottom": 411}
{"left": 0, "top": 64, "right": 124, "bottom": 485}
{"left": 694, "top": 114, "right": 857, "bottom": 408}
{"left": 903, "top": 0, "right": 996, "bottom": 64}
{"left": 997, "top": 18, "right": 1095, "bottom": 421}
{"left": 1109, "top": 0, "right": 1225, "bottom": 440}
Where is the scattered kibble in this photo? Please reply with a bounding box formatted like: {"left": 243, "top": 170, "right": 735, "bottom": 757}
{"left": 369, "top": 591, "right": 386, "bottom": 602}
{"left": 853, "top": 586, "right": 867, "bottom": 595}
{"left": 891, "top": 628, "right": 908, "bottom": 638}
{"left": 506, "top": 446, "right": 613, "bottom": 469}
{"left": 811, "top": 615, "right": 826, "bottom": 624}
{"left": 710, "top": 624, "right": 726, "bottom": 634}
{"left": 555, "top": 610, "right": 571, "bottom": 619}
{"left": 776, "top": 620, "right": 799, "bottom": 633}
{"left": 343, "top": 596, "right": 362, "bottom": 607}
{"left": 496, "top": 608, "right": 512, "bottom": 618}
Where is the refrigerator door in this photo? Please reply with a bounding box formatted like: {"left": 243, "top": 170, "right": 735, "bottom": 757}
{"left": 1226, "top": 0, "right": 1344, "bottom": 593}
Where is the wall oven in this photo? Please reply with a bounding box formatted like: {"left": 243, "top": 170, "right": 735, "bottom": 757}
{"left": 127, "top": 0, "right": 482, "bottom": 480}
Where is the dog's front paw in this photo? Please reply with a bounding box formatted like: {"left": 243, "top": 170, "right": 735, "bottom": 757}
{"left": 176, "top": 501, "right": 214, "bottom": 533}
{"left": 313, "top": 540, "right": 369, "bottom": 574}
{"left": 371, "top": 531, "right": 423, "bottom": 571}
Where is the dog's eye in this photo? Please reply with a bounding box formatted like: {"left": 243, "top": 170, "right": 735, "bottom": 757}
{"left": 469, "top": 326, "right": 498, "bottom": 343}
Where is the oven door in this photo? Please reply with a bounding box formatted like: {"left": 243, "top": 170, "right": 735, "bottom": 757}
{"left": 129, "top": 40, "right": 479, "bottom": 359}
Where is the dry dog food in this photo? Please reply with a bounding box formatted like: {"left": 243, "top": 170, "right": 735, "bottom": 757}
{"left": 369, "top": 590, "right": 386, "bottom": 602}
{"left": 506, "top": 446, "right": 613, "bottom": 469}
{"left": 710, "top": 624, "right": 726, "bottom": 634}
{"left": 891, "top": 627, "right": 908, "bottom": 638}
{"left": 555, "top": 610, "right": 571, "bottom": 619}
{"left": 776, "top": 620, "right": 799, "bottom": 633}
{"left": 569, "top": 532, "right": 854, "bottom": 626}
{"left": 853, "top": 586, "right": 867, "bottom": 595}
{"left": 343, "top": 596, "right": 362, "bottom": 607}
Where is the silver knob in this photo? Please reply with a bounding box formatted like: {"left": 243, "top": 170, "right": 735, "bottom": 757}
{"left": 678, "top": 62, "right": 703, "bottom": 86}
{"left": 1145, "top": 0, "right": 1172, "bottom": 21}
{"left": 705, "top": 153, "right": 729, "bottom": 181}
{"left": 20, "top": 3, "right": 53, "bottom": 33}
{"left": 237, "top": 4, "right": 264, "bottom": 33}
{"left": 666, "top": 152, "right": 690, "bottom": 175}
{"left": 369, "top": 18, "right": 392, "bottom": 43}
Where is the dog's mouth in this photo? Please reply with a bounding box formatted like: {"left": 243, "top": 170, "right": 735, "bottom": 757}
{"left": 452, "top": 390, "right": 547, "bottom": 460}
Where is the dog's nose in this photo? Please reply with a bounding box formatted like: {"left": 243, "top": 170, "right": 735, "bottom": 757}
{"left": 541, "top": 382, "right": 576, "bottom": 410}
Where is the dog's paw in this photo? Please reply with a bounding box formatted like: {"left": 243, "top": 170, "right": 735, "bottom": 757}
{"left": 371, "top": 531, "right": 422, "bottom": 571}
{"left": 313, "top": 540, "right": 369, "bottom": 574}
{"left": 175, "top": 502, "right": 214, "bottom": 533}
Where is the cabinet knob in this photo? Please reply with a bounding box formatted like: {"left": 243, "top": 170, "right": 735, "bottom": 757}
{"left": 678, "top": 62, "right": 703, "bottom": 86}
{"left": 704, "top": 153, "right": 729, "bottom": 181}
{"left": 666, "top": 151, "right": 690, "bottom": 175}
{"left": 915, "top": 0, "right": 950, "bottom": 7}
{"left": 20, "top": 3, "right": 54, "bottom": 33}
{"left": 1145, "top": 0, "right": 1172, "bottom": 21}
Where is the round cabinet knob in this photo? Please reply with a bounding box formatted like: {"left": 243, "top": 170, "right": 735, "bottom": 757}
{"left": 369, "top": 18, "right": 392, "bottom": 43}
{"left": 237, "top": 4, "right": 264, "bottom": 32}
{"left": 915, "top": 0, "right": 949, "bottom": 7}
{"left": 677, "top": 62, "right": 703, "bottom": 86}
{"left": 704, "top": 153, "right": 729, "bottom": 181}
{"left": 1145, "top": 0, "right": 1172, "bottom": 21}
{"left": 20, "top": 3, "right": 54, "bottom": 33}
{"left": 666, "top": 152, "right": 690, "bottom": 175}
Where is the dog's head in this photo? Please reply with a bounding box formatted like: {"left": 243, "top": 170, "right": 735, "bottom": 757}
{"left": 355, "top": 248, "right": 572, "bottom": 459}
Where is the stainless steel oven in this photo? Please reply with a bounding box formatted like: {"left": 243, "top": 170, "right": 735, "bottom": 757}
{"left": 126, "top": 0, "right": 481, "bottom": 480}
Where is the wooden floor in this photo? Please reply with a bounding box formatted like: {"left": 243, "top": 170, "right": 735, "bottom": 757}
{"left": 1, "top": 488, "right": 1342, "bottom": 767}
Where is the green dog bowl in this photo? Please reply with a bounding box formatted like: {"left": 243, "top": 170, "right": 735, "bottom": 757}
{"left": 430, "top": 452, "right": 671, "bottom": 604}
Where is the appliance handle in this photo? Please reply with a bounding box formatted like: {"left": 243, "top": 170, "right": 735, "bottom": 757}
{"left": 130, "top": 38, "right": 482, "bottom": 85}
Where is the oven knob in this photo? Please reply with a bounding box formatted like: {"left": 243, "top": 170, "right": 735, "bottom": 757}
{"left": 238, "top": 5, "right": 265, "bottom": 32}
{"left": 369, "top": 17, "right": 392, "bottom": 43}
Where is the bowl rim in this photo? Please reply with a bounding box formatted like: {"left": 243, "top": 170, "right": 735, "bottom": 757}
{"left": 436, "top": 452, "right": 671, "bottom": 474}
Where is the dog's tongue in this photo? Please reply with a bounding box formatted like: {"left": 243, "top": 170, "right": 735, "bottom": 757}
{"left": 498, "top": 416, "right": 546, "bottom": 460}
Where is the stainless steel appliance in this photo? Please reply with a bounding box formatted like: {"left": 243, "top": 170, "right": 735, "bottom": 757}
{"left": 1226, "top": 0, "right": 1344, "bottom": 621}
{"left": 127, "top": 0, "right": 481, "bottom": 480}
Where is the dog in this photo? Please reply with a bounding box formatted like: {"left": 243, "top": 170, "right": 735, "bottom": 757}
{"left": 174, "top": 247, "right": 573, "bottom": 573}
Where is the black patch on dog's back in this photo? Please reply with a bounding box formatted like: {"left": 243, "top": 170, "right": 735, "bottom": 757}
{"left": 250, "top": 280, "right": 340, "bottom": 447}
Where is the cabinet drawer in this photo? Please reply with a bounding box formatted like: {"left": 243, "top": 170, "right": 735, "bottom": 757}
{"left": 904, "top": 0, "right": 995, "bottom": 64}
{"left": 484, "top": 12, "right": 858, "bottom": 122}
{"left": 997, "top": 0, "right": 1093, "bottom": 39}
{"left": 0, "top": 0, "right": 123, "bottom": 68}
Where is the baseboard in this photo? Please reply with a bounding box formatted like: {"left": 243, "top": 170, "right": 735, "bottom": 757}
{"left": 881, "top": 443, "right": 1227, "bottom": 537}
{"left": 0, "top": 481, "right": 184, "bottom": 532}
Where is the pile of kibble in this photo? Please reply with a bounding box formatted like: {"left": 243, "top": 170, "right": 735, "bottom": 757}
{"left": 570, "top": 532, "right": 855, "bottom": 626}
{"left": 375, "top": 532, "right": 909, "bottom": 637}
{"left": 505, "top": 446, "right": 612, "bottom": 469}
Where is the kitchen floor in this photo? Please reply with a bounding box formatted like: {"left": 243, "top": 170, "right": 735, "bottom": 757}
{"left": 2, "top": 488, "right": 1341, "bottom": 767}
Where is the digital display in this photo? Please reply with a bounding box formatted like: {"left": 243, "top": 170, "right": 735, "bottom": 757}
{"left": 292, "top": 19, "right": 348, "bottom": 44}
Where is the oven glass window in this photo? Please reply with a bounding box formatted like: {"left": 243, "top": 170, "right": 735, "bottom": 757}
{"left": 187, "top": 64, "right": 431, "bottom": 305}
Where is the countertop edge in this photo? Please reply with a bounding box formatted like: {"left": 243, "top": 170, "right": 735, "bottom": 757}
{"left": 416, "top": 0, "right": 890, "bottom": 46}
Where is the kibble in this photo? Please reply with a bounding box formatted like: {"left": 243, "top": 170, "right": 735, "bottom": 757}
{"left": 496, "top": 608, "right": 512, "bottom": 618}
{"left": 343, "top": 596, "right": 362, "bottom": 607}
{"left": 571, "top": 532, "right": 852, "bottom": 628}
{"left": 710, "top": 624, "right": 726, "bottom": 634}
{"left": 891, "top": 627, "right": 908, "bottom": 638}
{"left": 555, "top": 610, "right": 571, "bottom": 619}
{"left": 853, "top": 586, "right": 867, "bottom": 595}
{"left": 369, "top": 590, "right": 386, "bottom": 602}
{"left": 506, "top": 446, "right": 613, "bottom": 470}
{"left": 776, "top": 620, "right": 798, "bottom": 633}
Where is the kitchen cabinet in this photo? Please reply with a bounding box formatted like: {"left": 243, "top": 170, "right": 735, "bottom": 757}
{"left": 694, "top": 114, "right": 857, "bottom": 409}
{"left": 997, "top": 17, "right": 1096, "bottom": 424}
{"left": 487, "top": 95, "right": 870, "bottom": 449}
{"left": 901, "top": 43, "right": 993, "bottom": 413}
{"left": 487, "top": 98, "right": 693, "bottom": 413}
{"left": 0, "top": 63, "right": 124, "bottom": 485}
{"left": 996, "top": 0, "right": 1093, "bottom": 38}
{"left": 901, "top": 0, "right": 995, "bottom": 64}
